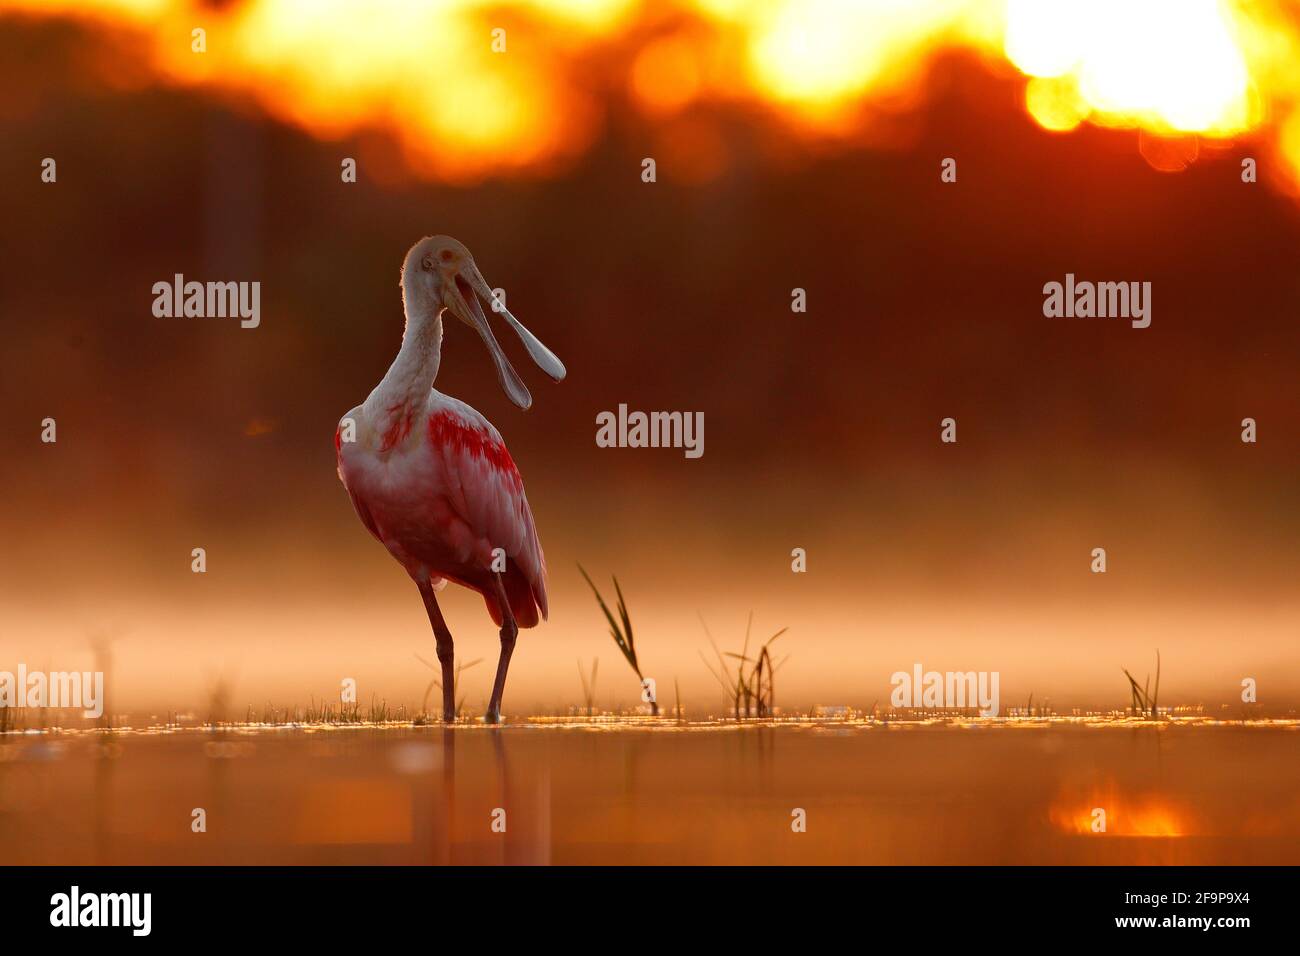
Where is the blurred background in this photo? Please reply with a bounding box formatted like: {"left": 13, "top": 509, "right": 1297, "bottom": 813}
{"left": 1, "top": 0, "right": 1298, "bottom": 718}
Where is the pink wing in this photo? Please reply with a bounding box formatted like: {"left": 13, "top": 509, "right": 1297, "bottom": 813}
{"left": 425, "top": 400, "right": 549, "bottom": 628}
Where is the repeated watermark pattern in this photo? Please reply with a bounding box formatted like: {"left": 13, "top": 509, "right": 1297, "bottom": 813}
{"left": 890, "top": 663, "right": 1000, "bottom": 717}
{"left": 1042, "top": 274, "right": 1151, "bottom": 328}
{"left": 152, "top": 274, "right": 261, "bottom": 328}
{"left": 0, "top": 666, "right": 104, "bottom": 719}
{"left": 595, "top": 404, "right": 704, "bottom": 459}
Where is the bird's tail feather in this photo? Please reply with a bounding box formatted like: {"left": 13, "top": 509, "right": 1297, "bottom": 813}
{"left": 484, "top": 560, "right": 542, "bottom": 629}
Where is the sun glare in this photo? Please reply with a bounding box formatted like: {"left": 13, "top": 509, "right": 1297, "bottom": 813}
{"left": 1051, "top": 786, "right": 1192, "bottom": 838}
{"left": 4, "top": 0, "right": 1299, "bottom": 188}
{"left": 1006, "top": 0, "right": 1253, "bottom": 135}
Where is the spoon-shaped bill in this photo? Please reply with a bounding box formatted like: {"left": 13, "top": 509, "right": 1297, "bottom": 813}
{"left": 466, "top": 265, "right": 566, "bottom": 383}
{"left": 447, "top": 273, "right": 533, "bottom": 410}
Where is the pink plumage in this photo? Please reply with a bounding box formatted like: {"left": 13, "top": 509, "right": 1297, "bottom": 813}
{"left": 337, "top": 397, "right": 548, "bottom": 628}
{"left": 336, "top": 235, "right": 565, "bottom": 723}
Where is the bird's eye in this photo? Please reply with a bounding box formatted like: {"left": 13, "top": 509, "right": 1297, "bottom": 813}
{"left": 440, "top": 249, "right": 455, "bottom": 262}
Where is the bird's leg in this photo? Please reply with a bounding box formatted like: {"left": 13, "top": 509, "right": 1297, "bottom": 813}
{"left": 416, "top": 579, "right": 456, "bottom": 722}
{"left": 484, "top": 572, "right": 519, "bottom": 725}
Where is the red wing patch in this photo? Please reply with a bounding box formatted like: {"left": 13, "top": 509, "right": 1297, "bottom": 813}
{"left": 428, "top": 410, "right": 521, "bottom": 485}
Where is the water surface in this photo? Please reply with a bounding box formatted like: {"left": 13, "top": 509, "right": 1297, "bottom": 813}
{"left": 1, "top": 719, "right": 1296, "bottom": 865}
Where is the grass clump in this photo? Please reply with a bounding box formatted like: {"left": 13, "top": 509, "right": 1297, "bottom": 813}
{"left": 1123, "top": 650, "right": 1162, "bottom": 720}
{"left": 699, "top": 612, "right": 788, "bottom": 719}
{"left": 577, "top": 658, "right": 599, "bottom": 717}
{"left": 579, "top": 566, "right": 658, "bottom": 716}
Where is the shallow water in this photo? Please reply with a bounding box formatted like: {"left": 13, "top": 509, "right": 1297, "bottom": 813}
{"left": 1, "top": 719, "right": 1297, "bottom": 865}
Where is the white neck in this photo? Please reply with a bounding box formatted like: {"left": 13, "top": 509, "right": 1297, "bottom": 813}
{"left": 365, "top": 283, "right": 443, "bottom": 425}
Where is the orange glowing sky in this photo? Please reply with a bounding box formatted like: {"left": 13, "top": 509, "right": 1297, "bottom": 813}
{"left": 3, "top": 1, "right": 1300, "bottom": 719}
{"left": 6, "top": 0, "right": 1300, "bottom": 189}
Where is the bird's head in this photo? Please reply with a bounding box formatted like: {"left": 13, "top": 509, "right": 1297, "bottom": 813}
{"left": 402, "top": 235, "right": 566, "bottom": 410}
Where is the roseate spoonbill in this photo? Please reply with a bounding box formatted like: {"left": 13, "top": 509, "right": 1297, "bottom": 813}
{"left": 336, "top": 236, "right": 565, "bottom": 723}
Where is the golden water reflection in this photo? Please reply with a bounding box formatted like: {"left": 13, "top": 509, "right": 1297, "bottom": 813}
{"left": 1, "top": 718, "right": 1296, "bottom": 864}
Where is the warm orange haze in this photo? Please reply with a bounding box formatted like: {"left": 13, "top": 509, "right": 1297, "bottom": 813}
{"left": 0, "top": 0, "right": 1298, "bottom": 869}
{"left": 2, "top": 0, "right": 1298, "bottom": 715}
{"left": 8, "top": 0, "right": 1300, "bottom": 183}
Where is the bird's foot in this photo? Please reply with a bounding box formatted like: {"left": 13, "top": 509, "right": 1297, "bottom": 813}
{"left": 484, "top": 708, "right": 502, "bottom": 725}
